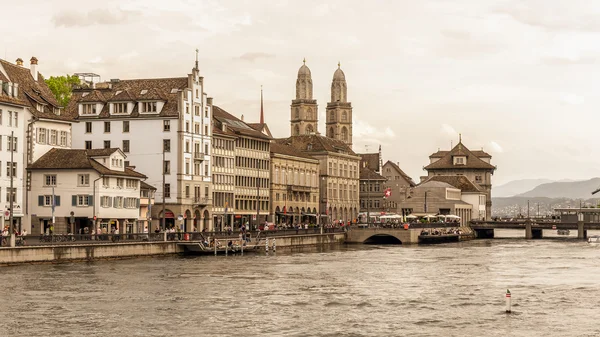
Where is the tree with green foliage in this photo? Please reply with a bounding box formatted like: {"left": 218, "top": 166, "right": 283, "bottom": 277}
{"left": 45, "top": 74, "right": 80, "bottom": 107}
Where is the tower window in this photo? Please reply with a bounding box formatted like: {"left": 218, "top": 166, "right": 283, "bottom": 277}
{"left": 295, "top": 108, "right": 300, "bottom": 119}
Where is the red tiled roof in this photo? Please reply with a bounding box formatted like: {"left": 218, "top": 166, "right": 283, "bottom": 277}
{"left": 360, "top": 166, "right": 386, "bottom": 181}
{"left": 270, "top": 142, "right": 317, "bottom": 161}
{"left": 424, "top": 142, "right": 496, "bottom": 171}
{"left": 0, "top": 58, "right": 74, "bottom": 121}
{"left": 425, "top": 175, "right": 482, "bottom": 193}
{"left": 213, "top": 106, "right": 272, "bottom": 140}
{"left": 66, "top": 77, "right": 188, "bottom": 120}
{"left": 358, "top": 153, "right": 379, "bottom": 172}
{"left": 275, "top": 135, "right": 356, "bottom": 155}
{"left": 29, "top": 148, "right": 146, "bottom": 178}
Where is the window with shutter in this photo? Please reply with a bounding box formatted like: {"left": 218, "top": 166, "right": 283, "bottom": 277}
{"left": 38, "top": 195, "right": 44, "bottom": 206}
{"left": 72, "top": 195, "right": 77, "bottom": 206}
{"left": 87, "top": 195, "right": 94, "bottom": 206}
{"left": 55, "top": 196, "right": 61, "bottom": 206}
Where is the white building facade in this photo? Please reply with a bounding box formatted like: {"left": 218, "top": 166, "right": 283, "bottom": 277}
{"left": 69, "top": 61, "right": 213, "bottom": 230}
{"left": 0, "top": 57, "right": 75, "bottom": 233}
{"left": 28, "top": 148, "right": 146, "bottom": 234}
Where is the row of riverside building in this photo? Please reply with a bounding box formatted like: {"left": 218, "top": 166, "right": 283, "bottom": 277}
{"left": 0, "top": 56, "right": 495, "bottom": 235}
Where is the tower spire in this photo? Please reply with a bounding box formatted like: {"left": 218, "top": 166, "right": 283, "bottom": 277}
{"left": 260, "top": 85, "right": 264, "bottom": 124}
{"left": 459, "top": 133, "right": 462, "bottom": 143}
{"left": 195, "top": 48, "right": 199, "bottom": 70}
{"left": 303, "top": 57, "right": 306, "bottom": 65}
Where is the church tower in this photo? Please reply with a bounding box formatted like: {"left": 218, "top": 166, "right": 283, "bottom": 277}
{"left": 325, "top": 63, "right": 353, "bottom": 149}
{"left": 291, "top": 59, "right": 318, "bottom": 136}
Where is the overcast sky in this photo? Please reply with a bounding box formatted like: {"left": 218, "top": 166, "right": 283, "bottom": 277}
{"left": 3, "top": 0, "right": 600, "bottom": 185}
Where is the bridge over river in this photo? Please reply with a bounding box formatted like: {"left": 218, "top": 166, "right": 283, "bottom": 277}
{"left": 346, "top": 223, "right": 468, "bottom": 244}
{"left": 470, "top": 220, "right": 600, "bottom": 239}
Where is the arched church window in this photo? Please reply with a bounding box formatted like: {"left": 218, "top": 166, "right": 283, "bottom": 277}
{"left": 330, "top": 111, "right": 334, "bottom": 121}
{"left": 341, "top": 127, "right": 348, "bottom": 141}
{"left": 329, "top": 127, "right": 334, "bottom": 137}
{"left": 307, "top": 108, "right": 312, "bottom": 120}
{"left": 294, "top": 125, "right": 300, "bottom": 136}
{"left": 306, "top": 124, "right": 314, "bottom": 134}
{"left": 342, "top": 111, "right": 347, "bottom": 122}
{"left": 295, "top": 108, "right": 300, "bottom": 119}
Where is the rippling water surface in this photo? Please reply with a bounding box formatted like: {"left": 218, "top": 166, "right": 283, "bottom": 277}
{"left": 2, "top": 231, "right": 600, "bottom": 337}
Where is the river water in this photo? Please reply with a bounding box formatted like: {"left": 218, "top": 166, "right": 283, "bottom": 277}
{"left": 2, "top": 230, "right": 600, "bottom": 337}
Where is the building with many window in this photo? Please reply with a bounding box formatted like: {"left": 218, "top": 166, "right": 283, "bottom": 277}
{"left": 270, "top": 142, "right": 319, "bottom": 225}
{"left": 424, "top": 137, "right": 495, "bottom": 220}
{"left": 0, "top": 57, "right": 75, "bottom": 233}
{"left": 211, "top": 122, "right": 236, "bottom": 231}
{"left": 359, "top": 165, "right": 387, "bottom": 221}
{"left": 69, "top": 59, "right": 213, "bottom": 230}
{"left": 27, "top": 148, "right": 147, "bottom": 234}
{"left": 381, "top": 160, "right": 416, "bottom": 216}
{"left": 212, "top": 105, "right": 271, "bottom": 230}
{"left": 277, "top": 135, "right": 360, "bottom": 224}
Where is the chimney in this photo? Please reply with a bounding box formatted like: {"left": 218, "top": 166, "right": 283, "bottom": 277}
{"left": 15, "top": 58, "right": 23, "bottom": 66}
{"left": 207, "top": 97, "right": 213, "bottom": 106}
{"left": 30, "top": 57, "right": 38, "bottom": 80}
{"left": 241, "top": 114, "right": 244, "bottom": 122}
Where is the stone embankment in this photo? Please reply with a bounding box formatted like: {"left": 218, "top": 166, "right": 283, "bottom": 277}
{"left": 0, "top": 232, "right": 346, "bottom": 265}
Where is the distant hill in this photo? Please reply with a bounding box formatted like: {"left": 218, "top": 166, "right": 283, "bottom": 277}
{"left": 493, "top": 179, "right": 554, "bottom": 197}
{"left": 491, "top": 196, "right": 595, "bottom": 217}
{"left": 516, "top": 178, "right": 600, "bottom": 199}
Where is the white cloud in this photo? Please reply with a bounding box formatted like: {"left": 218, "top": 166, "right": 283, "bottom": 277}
{"left": 489, "top": 141, "right": 504, "bottom": 153}
{"left": 560, "top": 93, "right": 584, "bottom": 105}
{"left": 441, "top": 124, "right": 457, "bottom": 137}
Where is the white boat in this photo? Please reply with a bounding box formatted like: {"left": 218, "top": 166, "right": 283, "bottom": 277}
{"left": 588, "top": 236, "right": 600, "bottom": 244}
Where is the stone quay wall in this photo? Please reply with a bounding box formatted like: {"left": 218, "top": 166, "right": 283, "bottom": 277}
{"left": 0, "top": 232, "right": 347, "bottom": 265}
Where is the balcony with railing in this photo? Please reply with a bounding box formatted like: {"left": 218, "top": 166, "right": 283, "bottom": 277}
{"left": 194, "top": 152, "right": 205, "bottom": 161}
{"left": 194, "top": 196, "right": 211, "bottom": 206}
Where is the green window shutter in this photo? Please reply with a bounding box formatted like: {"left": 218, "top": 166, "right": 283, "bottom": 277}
{"left": 88, "top": 195, "right": 94, "bottom": 206}
{"left": 136, "top": 198, "right": 140, "bottom": 208}
{"left": 108, "top": 197, "right": 113, "bottom": 208}
{"left": 72, "top": 195, "right": 77, "bottom": 206}
{"left": 55, "top": 196, "right": 61, "bottom": 206}
{"left": 38, "top": 195, "right": 44, "bottom": 206}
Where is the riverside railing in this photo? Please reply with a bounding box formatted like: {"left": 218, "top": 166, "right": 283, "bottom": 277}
{"left": 0, "top": 227, "right": 346, "bottom": 247}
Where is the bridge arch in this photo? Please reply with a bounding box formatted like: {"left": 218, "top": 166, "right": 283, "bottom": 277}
{"left": 363, "top": 234, "right": 402, "bottom": 245}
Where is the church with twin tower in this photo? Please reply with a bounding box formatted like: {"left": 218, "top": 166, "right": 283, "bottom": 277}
{"left": 290, "top": 60, "right": 353, "bottom": 149}
{"left": 278, "top": 60, "right": 360, "bottom": 224}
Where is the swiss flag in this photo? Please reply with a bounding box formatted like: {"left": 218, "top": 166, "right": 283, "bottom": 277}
{"left": 383, "top": 188, "right": 392, "bottom": 199}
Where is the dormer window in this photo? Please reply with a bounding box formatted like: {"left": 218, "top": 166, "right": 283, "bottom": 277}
{"left": 453, "top": 156, "right": 466, "bottom": 165}
{"left": 82, "top": 104, "right": 96, "bottom": 115}
{"left": 36, "top": 104, "right": 44, "bottom": 112}
{"left": 53, "top": 108, "right": 61, "bottom": 116}
{"left": 113, "top": 103, "right": 127, "bottom": 114}
{"left": 141, "top": 102, "right": 157, "bottom": 113}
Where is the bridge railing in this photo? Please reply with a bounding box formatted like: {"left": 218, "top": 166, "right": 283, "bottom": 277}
{"left": 351, "top": 222, "right": 461, "bottom": 229}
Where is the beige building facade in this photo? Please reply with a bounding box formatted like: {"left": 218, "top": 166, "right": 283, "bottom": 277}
{"left": 424, "top": 139, "right": 495, "bottom": 220}
{"left": 270, "top": 142, "right": 319, "bottom": 225}
{"left": 212, "top": 105, "right": 270, "bottom": 230}
{"left": 277, "top": 136, "right": 360, "bottom": 224}
{"left": 211, "top": 125, "right": 236, "bottom": 231}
